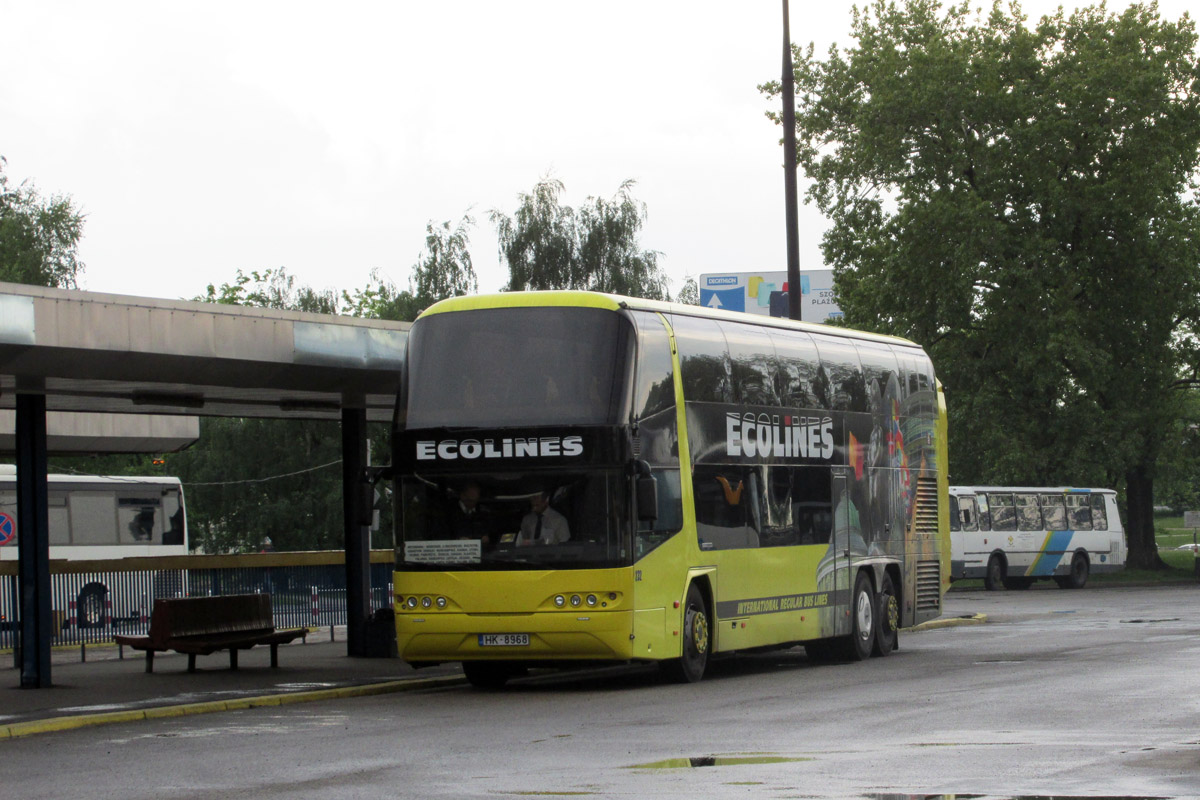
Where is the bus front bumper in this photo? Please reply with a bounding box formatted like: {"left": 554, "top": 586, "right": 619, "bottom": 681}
{"left": 396, "top": 610, "right": 635, "bottom": 663}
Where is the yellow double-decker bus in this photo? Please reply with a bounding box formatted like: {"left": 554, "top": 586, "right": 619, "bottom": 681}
{"left": 392, "top": 291, "right": 949, "bottom": 687}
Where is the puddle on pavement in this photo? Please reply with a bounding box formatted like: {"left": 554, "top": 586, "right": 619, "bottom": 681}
{"left": 627, "top": 754, "right": 813, "bottom": 769}
{"left": 1120, "top": 618, "right": 1181, "bottom": 624}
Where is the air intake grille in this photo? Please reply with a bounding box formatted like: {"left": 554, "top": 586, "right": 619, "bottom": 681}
{"left": 913, "top": 476, "right": 941, "bottom": 612}
{"left": 916, "top": 560, "right": 941, "bottom": 611}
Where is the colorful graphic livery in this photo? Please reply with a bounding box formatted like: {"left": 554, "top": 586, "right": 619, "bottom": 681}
{"left": 391, "top": 291, "right": 950, "bottom": 687}
{"left": 948, "top": 486, "right": 1125, "bottom": 590}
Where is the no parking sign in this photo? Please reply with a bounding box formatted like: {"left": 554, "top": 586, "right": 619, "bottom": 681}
{"left": 0, "top": 511, "right": 14, "bottom": 546}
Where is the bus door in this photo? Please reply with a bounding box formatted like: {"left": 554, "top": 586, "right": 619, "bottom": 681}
{"left": 831, "top": 468, "right": 853, "bottom": 637}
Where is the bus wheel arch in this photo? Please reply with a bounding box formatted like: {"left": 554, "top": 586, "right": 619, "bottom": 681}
{"left": 662, "top": 579, "right": 711, "bottom": 683}
{"left": 77, "top": 582, "right": 108, "bottom": 629}
{"left": 984, "top": 553, "right": 1007, "bottom": 591}
{"left": 872, "top": 567, "right": 900, "bottom": 657}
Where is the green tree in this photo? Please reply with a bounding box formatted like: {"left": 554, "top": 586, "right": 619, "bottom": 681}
{"left": 492, "top": 177, "right": 669, "bottom": 299}
{"left": 203, "top": 267, "right": 339, "bottom": 314}
{"left": 675, "top": 275, "right": 700, "bottom": 305}
{"left": 412, "top": 214, "right": 477, "bottom": 303}
{"left": 764, "top": 0, "right": 1200, "bottom": 568}
{"left": 0, "top": 157, "right": 85, "bottom": 288}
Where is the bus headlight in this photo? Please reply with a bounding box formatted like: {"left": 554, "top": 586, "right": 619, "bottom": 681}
{"left": 405, "top": 597, "right": 418, "bottom": 610}
{"left": 421, "top": 596, "right": 432, "bottom": 609}
{"left": 436, "top": 597, "right": 447, "bottom": 609}
{"left": 570, "top": 595, "right": 582, "bottom": 607}
{"left": 586, "top": 594, "right": 597, "bottom": 606}
{"left": 554, "top": 595, "right": 566, "bottom": 607}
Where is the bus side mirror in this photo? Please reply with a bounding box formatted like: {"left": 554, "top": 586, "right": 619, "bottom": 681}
{"left": 634, "top": 461, "right": 658, "bottom": 522}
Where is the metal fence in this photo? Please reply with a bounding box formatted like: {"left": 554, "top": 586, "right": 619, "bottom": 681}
{"left": 0, "top": 551, "right": 396, "bottom": 657}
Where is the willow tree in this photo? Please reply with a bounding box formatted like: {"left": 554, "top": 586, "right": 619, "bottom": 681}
{"left": 492, "top": 177, "right": 669, "bottom": 300}
{"left": 764, "top": 0, "right": 1200, "bottom": 568}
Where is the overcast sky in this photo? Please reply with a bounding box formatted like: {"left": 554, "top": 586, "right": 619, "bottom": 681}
{"left": 2, "top": 0, "right": 1195, "bottom": 304}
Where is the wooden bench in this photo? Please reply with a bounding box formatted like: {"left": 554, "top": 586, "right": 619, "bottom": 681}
{"left": 114, "top": 594, "right": 308, "bottom": 673}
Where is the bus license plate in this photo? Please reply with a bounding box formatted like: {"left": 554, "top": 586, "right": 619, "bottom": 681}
{"left": 478, "top": 633, "right": 530, "bottom": 647}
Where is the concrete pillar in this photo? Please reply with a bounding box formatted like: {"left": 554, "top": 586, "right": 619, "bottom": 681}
{"left": 16, "top": 393, "right": 52, "bottom": 688}
{"left": 341, "top": 407, "right": 371, "bottom": 657}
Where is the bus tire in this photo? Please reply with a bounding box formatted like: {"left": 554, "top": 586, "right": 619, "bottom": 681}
{"left": 77, "top": 583, "right": 108, "bottom": 629}
{"left": 984, "top": 555, "right": 1005, "bottom": 591}
{"left": 662, "top": 583, "right": 709, "bottom": 683}
{"left": 462, "top": 661, "right": 512, "bottom": 690}
{"left": 1056, "top": 553, "right": 1089, "bottom": 589}
{"left": 872, "top": 572, "right": 898, "bottom": 657}
{"left": 846, "top": 571, "right": 875, "bottom": 661}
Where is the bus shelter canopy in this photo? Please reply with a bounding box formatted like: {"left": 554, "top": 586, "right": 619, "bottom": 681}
{"left": 0, "top": 282, "right": 407, "bottom": 422}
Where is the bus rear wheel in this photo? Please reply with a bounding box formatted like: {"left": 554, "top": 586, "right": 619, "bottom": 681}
{"left": 1055, "top": 554, "right": 1089, "bottom": 589}
{"left": 872, "top": 572, "right": 898, "bottom": 657}
{"left": 662, "top": 583, "right": 709, "bottom": 683}
{"left": 984, "top": 555, "right": 1005, "bottom": 591}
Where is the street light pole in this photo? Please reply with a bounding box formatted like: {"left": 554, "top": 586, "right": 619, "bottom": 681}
{"left": 781, "top": 0, "right": 802, "bottom": 322}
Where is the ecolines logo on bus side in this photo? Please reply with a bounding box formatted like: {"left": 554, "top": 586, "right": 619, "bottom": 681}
{"left": 726, "top": 412, "right": 834, "bottom": 460}
{"left": 415, "top": 436, "right": 584, "bottom": 461}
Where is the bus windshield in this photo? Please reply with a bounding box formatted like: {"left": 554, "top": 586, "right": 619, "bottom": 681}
{"left": 398, "top": 469, "right": 630, "bottom": 570}
{"left": 405, "top": 307, "right": 630, "bottom": 429}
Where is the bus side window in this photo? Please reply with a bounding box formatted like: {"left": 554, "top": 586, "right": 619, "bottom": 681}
{"left": 693, "top": 466, "right": 758, "bottom": 550}
{"left": 1066, "top": 494, "right": 1092, "bottom": 530}
{"left": 949, "top": 495, "right": 961, "bottom": 531}
{"left": 988, "top": 493, "right": 1016, "bottom": 531}
{"left": 961, "top": 496, "right": 978, "bottom": 531}
{"left": 1089, "top": 494, "right": 1108, "bottom": 531}
{"left": 1016, "top": 493, "right": 1042, "bottom": 531}
{"left": 974, "top": 493, "right": 991, "bottom": 530}
{"left": 792, "top": 466, "right": 832, "bottom": 545}
{"left": 1041, "top": 494, "right": 1067, "bottom": 530}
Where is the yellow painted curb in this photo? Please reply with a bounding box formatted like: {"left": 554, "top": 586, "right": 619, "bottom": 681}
{"left": 0, "top": 675, "right": 464, "bottom": 740}
{"left": 909, "top": 613, "right": 987, "bottom": 631}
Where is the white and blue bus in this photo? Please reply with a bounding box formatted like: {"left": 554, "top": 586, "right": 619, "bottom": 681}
{"left": 949, "top": 486, "right": 1124, "bottom": 590}
{"left": 0, "top": 466, "right": 188, "bottom": 628}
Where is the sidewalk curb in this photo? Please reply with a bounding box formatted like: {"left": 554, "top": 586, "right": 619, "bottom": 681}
{"left": 0, "top": 674, "right": 466, "bottom": 740}
{"left": 909, "top": 613, "right": 988, "bottom": 631}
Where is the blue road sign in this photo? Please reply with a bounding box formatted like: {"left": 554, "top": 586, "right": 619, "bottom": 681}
{"left": 699, "top": 286, "right": 745, "bottom": 313}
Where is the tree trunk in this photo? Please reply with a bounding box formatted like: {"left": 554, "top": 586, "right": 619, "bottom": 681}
{"left": 1125, "top": 464, "right": 1165, "bottom": 570}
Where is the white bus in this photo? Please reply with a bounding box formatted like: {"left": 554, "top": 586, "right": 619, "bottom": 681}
{"left": 949, "top": 486, "right": 1124, "bottom": 590}
{"left": 0, "top": 466, "right": 188, "bottom": 627}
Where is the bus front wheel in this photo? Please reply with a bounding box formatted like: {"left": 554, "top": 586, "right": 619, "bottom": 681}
{"left": 984, "top": 556, "right": 1005, "bottom": 591}
{"left": 662, "top": 583, "right": 709, "bottom": 683}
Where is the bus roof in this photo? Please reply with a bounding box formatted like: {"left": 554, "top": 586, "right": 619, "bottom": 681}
{"left": 0, "top": 465, "right": 182, "bottom": 488}
{"left": 418, "top": 290, "right": 923, "bottom": 350}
